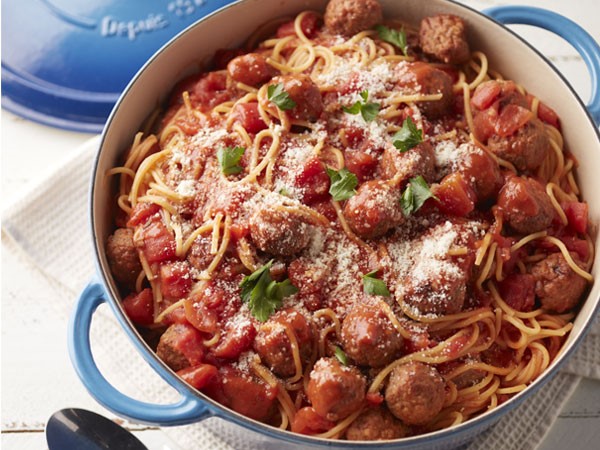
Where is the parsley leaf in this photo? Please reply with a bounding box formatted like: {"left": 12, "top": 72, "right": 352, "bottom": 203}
{"left": 362, "top": 270, "right": 391, "bottom": 297}
{"left": 400, "top": 176, "right": 438, "bottom": 216}
{"left": 360, "top": 102, "right": 380, "bottom": 122}
{"left": 376, "top": 25, "right": 408, "bottom": 56}
{"left": 334, "top": 346, "right": 349, "bottom": 366}
{"left": 267, "top": 83, "right": 296, "bottom": 111}
{"left": 240, "top": 260, "right": 298, "bottom": 322}
{"left": 392, "top": 117, "right": 423, "bottom": 152}
{"left": 343, "top": 101, "right": 362, "bottom": 115}
{"left": 342, "top": 90, "right": 380, "bottom": 122}
{"left": 327, "top": 167, "right": 358, "bottom": 201}
{"left": 217, "top": 146, "right": 245, "bottom": 175}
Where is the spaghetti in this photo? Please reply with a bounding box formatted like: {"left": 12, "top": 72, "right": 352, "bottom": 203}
{"left": 105, "top": 0, "right": 593, "bottom": 442}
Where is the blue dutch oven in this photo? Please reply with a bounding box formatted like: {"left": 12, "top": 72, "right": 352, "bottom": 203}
{"left": 69, "top": 1, "right": 600, "bottom": 448}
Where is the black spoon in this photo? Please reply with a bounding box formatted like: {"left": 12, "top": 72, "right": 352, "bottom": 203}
{"left": 46, "top": 408, "right": 148, "bottom": 450}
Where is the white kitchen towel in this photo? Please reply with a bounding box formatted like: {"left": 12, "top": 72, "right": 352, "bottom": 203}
{"left": 2, "top": 135, "right": 599, "bottom": 450}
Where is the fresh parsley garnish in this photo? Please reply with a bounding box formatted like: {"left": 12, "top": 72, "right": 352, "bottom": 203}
{"left": 400, "top": 176, "right": 437, "bottom": 216}
{"left": 376, "top": 25, "right": 408, "bottom": 56}
{"left": 267, "top": 83, "right": 296, "bottom": 111}
{"left": 278, "top": 187, "right": 291, "bottom": 197}
{"left": 362, "top": 270, "right": 391, "bottom": 297}
{"left": 217, "top": 146, "right": 245, "bottom": 175}
{"left": 327, "top": 167, "right": 358, "bottom": 201}
{"left": 392, "top": 117, "right": 423, "bottom": 152}
{"left": 334, "top": 346, "right": 349, "bottom": 366}
{"left": 342, "top": 90, "right": 380, "bottom": 122}
{"left": 240, "top": 260, "right": 298, "bottom": 322}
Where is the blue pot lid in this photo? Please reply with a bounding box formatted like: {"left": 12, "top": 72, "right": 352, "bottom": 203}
{"left": 1, "top": 0, "right": 235, "bottom": 133}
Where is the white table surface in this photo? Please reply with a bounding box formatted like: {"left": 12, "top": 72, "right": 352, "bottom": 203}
{"left": 2, "top": 1, "right": 600, "bottom": 449}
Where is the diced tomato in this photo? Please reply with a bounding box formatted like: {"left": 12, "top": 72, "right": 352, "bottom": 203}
{"left": 288, "top": 258, "right": 327, "bottom": 312}
{"left": 231, "top": 102, "right": 267, "bottom": 134}
{"left": 495, "top": 104, "right": 532, "bottom": 137}
{"left": 403, "top": 329, "right": 433, "bottom": 353}
{"left": 291, "top": 407, "right": 335, "bottom": 435}
{"left": 537, "top": 101, "right": 560, "bottom": 129}
{"left": 294, "top": 157, "right": 331, "bottom": 204}
{"left": 172, "top": 72, "right": 230, "bottom": 112}
{"left": 472, "top": 106, "right": 498, "bottom": 142}
{"left": 127, "top": 202, "right": 160, "bottom": 227}
{"left": 229, "top": 223, "right": 250, "bottom": 241}
{"left": 562, "top": 201, "right": 588, "bottom": 234}
{"left": 366, "top": 392, "right": 384, "bottom": 406}
{"left": 534, "top": 232, "right": 590, "bottom": 262}
{"left": 276, "top": 20, "right": 296, "bottom": 38}
{"left": 122, "top": 288, "right": 154, "bottom": 326}
{"left": 184, "top": 284, "right": 226, "bottom": 334}
{"left": 471, "top": 81, "right": 502, "bottom": 110}
{"left": 310, "top": 199, "right": 337, "bottom": 222}
{"left": 501, "top": 245, "right": 525, "bottom": 277}
{"left": 160, "top": 262, "right": 192, "bottom": 299}
{"left": 341, "top": 126, "right": 366, "bottom": 148}
{"left": 174, "top": 113, "right": 208, "bottom": 136}
{"left": 213, "top": 47, "right": 245, "bottom": 69}
{"left": 160, "top": 305, "right": 188, "bottom": 325}
{"left": 498, "top": 273, "right": 536, "bottom": 312}
{"left": 177, "top": 364, "right": 218, "bottom": 390}
{"left": 337, "top": 71, "right": 362, "bottom": 95}
{"left": 276, "top": 12, "right": 320, "bottom": 38}
{"left": 344, "top": 150, "right": 377, "bottom": 182}
{"left": 446, "top": 333, "right": 471, "bottom": 358}
{"left": 527, "top": 94, "right": 560, "bottom": 129}
{"left": 211, "top": 319, "right": 256, "bottom": 360}
{"left": 140, "top": 219, "right": 176, "bottom": 263}
{"left": 559, "top": 235, "right": 590, "bottom": 262}
{"left": 433, "top": 173, "right": 476, "bottom": 217}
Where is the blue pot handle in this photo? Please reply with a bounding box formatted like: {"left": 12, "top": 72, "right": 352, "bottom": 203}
{"left": 68, "top": 282, "right": 213, "bottom": 426}
{"left": 483, "top": 6, "right": 600, "bottom": 125}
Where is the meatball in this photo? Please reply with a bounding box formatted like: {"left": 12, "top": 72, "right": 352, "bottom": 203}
{"left": 395, "top": 62, "right": 454, "bottom": 119}
{"left": 341, "top": 300, "right": 404, "bottom": 367}
{"left": 401, "top": 222, "right": 475, "bottom": 316}
{"left": 457, "top": 148, "right": 503, "bottom": 202}
{"left": 497, "top": 175, "right": 555, "bottom": 235}
{"left": 227, "top": 52, "right": 277, "bottom": 87}
{"left": 487, "top": 118, "right": 549, "bottom": 172}
{"left": 106, "top": 227, "right": 142, "bottom": 288}
{"left": 381, "top": 141, "right": 436, "bottom": 185}
{"left": 249, "top": 207, "right": 313, "bottom": 256}
{"left": 156, "top": 323, "right": 205, "bottom": 371}
{"left": 264, "top": 74, "right": 323, "bottom": 122}
{"left": 419, "top": 14, "right": 470, "bottom": 65}
{"left": 343, "top": 180, "right": 404, "bottom": 239}
{"left": 324, "top": 0, "right": 382, "bottom": 37}
{"left": 345, "top": 406, "right": 408, "bottom": 441}
{"left": 307, "top": 357, "right": 366, "bottom": 421}
{"left": 254, "top": 309, "right": 315, "bottom": 377}
{"left": 403, "top": 262, "right": 468, "bottom": 315}
{"left": 385, "top": 361, "right": 446, "bottom": 425}
{"left": 531, "top": 252, "right": 587, "bottom": 313}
